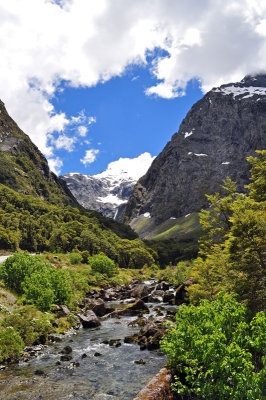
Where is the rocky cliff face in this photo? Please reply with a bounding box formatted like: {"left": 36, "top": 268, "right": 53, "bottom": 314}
{"left": 121, "top": 74, "right": 266, "bottom": 237}
{"left": 61, "top": 153, "right": 154, "bottom": 220}
{"left": 0, "top": 99, "right": 77, "bottom": 206}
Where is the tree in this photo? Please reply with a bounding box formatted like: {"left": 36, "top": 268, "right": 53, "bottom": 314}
{"left": 161, "top": 293, "right": 266, "bottom": 400}
{"left": 188, "top": 151, "right": 266, "bottom": 313}
{"left": 88, "top": 254, "right": 115, "bottom": 277}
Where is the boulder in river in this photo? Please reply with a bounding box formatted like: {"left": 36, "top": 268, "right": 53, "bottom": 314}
{"left": 85, "top": 298, "right": 112, "bottom": 317}
{"left": 78, "top": 310, "right": 101, "bottom": 328}
{"left": 130, "top": 284, "right": 150, "bottom": 299}
{"left": 60, "top": 355, "right": 72, "bottom": 361}
{"left": 114, "top": 299, "right": 149, "bottom": 317}
{"left": 163, "top": 291, "right": 175, "bottom": 304}
{"left": 133, "top": 367, "right": 173, "bottom": 400}
{"left": 175, "top": 279, "right": 192, "bottom": 305}
{"left": 61, "top": 345, "right": 72, "bottom": 354}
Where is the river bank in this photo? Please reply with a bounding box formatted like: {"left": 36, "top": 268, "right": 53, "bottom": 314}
{"left": 0, "top": 279, "right": 181, "bottom": 399}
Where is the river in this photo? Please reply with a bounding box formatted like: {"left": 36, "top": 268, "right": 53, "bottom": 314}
{"left": 0, "top": 283, "right": 170, "bottom": 400}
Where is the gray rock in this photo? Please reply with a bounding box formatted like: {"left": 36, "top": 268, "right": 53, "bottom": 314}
{"left": 60, "top": 345, "right": 72, "bottom": 354}
{"left": 78, "top": 310, "right": 101, "bottom": 328}
{"left": 94, "top": 394, "right": 115, "bottom": 400}
{"left": 163, "top": 291, "right": 175, "bottom": 303}
{"left": 85, "top": 298, "right": 112, "bottom": 317}
{"left": 130, "top": 284, "right": 150, "bottom": 299}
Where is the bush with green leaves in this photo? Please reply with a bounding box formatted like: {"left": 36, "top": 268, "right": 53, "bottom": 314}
{"left": 22, "top": 270, "right": 55, "bottom": 311}
{"left": 0, "top": 253, "right": 72, "bottom": 311}
{"left": 0, "top": 326, "right": 24, "bottom": 362}
{"left": 50, "top": 269, "right": 72, "bottom": 305}
{"left": 1, "top": 306, "right": 53, "bottom": 346}
{"left": 68, "top": 252, "right": 83, "bottom": 265}
{"left": 158, "top": 260, "right": 192, "bottom": 286}
{"left": 0, "top": 252, "right": 48, "bottom": 294}
{"left": 161, "top": 292, "right": 266, "bottom": 400}
{"left": 88, "top": 254, "right": 115, "bottom": 277}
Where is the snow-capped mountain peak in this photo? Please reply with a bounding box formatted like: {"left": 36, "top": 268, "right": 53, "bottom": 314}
{"left": 61, "top": 153, "right": 155, "bottom": 220}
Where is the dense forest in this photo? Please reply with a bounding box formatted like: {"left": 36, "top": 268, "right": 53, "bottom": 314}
{"left": 0, "top": 183, "right": 157, "bottom": 269}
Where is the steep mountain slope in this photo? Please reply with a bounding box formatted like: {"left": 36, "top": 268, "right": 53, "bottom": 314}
{"left": 0, "top": 99, "right": 138, "bottom": 241}
{"left": 121, "top": 74, "right": 266, "bottom": 238}
{"left": 0, "top": 100, "right": 76, "bottom": 206}
{"left": 61, "top": 153, "right": 154, "bottom": 220}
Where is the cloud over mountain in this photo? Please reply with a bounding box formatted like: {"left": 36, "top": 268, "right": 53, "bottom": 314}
{"left": 0, "top": 0, "right": 266, "bottom": 168}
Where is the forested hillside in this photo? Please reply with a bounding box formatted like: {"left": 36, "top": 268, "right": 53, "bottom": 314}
{"left": 0, "top": 184, "right": 156, "bottom": 269}
{"left": 0, "top": 100, "right": 76, "bottom": 207}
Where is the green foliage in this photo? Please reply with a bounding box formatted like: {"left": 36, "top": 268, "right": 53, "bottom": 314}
{"left": 0, "top": 253, "right": 72, "bottom": 311}
{"left": 0, "top": 183, "right": 155, "bottom": 269}
{"left": 0, "top": 327, "right": 24, "bottom": 362}
{"left": 158, "top": 260, "right": 192, "bottom": 285}
{"left": 68, "top": 252, "right": 83, "bottom": 265}
{"left": 0, "top": 252, "right": 46, "bottom": 294}
{"left": 246, "top": 150, "right": 266, "bottom": 202}
{"left": 1, "top": 306, "right": 53, "bottom": 346}
{"left": 22, "top": 270, "right": 55, "bottom": 311}
{"left": 0, "top": 304, "right": 10, "bottom": 315}
{"left": 88, "top": 254, "right": 115, "bottom": 277}
{"left": 145, "top": 238, "right": 198, "bottom": 267}
{"left": 128, "top": 247, "right": 155, "bottom": 269}
{"left": 188, "top": 152, "right": 266, "bottom": 313}
{"left": 50, "top": 269, "right": 72, "bottom": 305}
{"left": 161, "top": 293, "right": 266, "bottom": 400}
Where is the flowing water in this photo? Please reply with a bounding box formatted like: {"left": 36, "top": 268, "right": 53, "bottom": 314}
{"left": 0, "top": 285, "right": 168, "bottom": 400}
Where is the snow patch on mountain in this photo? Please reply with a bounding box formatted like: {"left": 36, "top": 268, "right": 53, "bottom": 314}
{"left": 61, "top": 152, "right": 155, "bottom": 220}
{"left": 213, "top": 86, "right": 266, "bottom": 99}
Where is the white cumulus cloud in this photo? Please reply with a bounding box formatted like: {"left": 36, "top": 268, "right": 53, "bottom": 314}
{"left": 53, "top": 134, "right": 76, "bottom": 152}
{"left": 94, "top": 152, "right": 155, "bottom": 181}
{"left": 80, "top": 149, "right": 100, "bottom": 166}
{"left": 77, "top": 126, "right": 88, "bottom": 137}
{"left": 48, "top": 156, "right": 63, "bottom": 175}
{"left": 0, "top": 0, "right": 266, "bottom": 163}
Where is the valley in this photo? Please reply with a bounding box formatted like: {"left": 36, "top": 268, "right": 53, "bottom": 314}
{"left": 0, "top": 74, "right": 265, "bottom": 400}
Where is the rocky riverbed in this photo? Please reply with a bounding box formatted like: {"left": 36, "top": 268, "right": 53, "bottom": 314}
{"left": 0, "top": 279, "right": 185, "bottom": 400}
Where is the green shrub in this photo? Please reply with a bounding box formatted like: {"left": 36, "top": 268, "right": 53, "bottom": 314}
{"left": 68, "top": 252, "right": 83, "bottom": 265}
{"left": 158, "top": 260, "right": 191, "bottom": 285}
{"left": 80, "top": 250, "right": 90, "bottom": 263}
{"left": 1, "top": 306, "right": 53, "bottom": 346}
{"left": 0, "top": 304, "right": 10, "bottom": 315}
{"left": 0, "top": 253, "right": 72, "bottom": 311}
{"left": 0, "top": 253, "right": 46, "bottom": 294}
{"left": 68, "top": 270, "right": 90, "bottom": 298}
{"left": 0, "top": 327, "right": 24, "bottom": 362}
{"left": 128, "top": 247, "right": 155, "bottom": 269}
{"left": 50, "top": 269, "right": 72, "bottom": 305}
{"left": 88, "top": 254, "right": 115, "bottom": 277}
{"left": 22, "top": 271, "right": 55, "bottom": 311}
{"left": 161, "top": 292, "right": 266, "bottom": 400}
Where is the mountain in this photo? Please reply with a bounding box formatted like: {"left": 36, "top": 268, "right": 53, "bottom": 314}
{"left": 121, "top": 74, "right": 266, "bottom": 239}
{"left": 61, "top": 153, "right": 154, "bottom": 220}
{"left": 0, "top": 99, "right": 77, "bottom": 207}
{"left": 0, "top": 98, "right": 140, "bottom": 254}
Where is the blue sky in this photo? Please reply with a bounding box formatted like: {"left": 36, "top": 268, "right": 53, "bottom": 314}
{"left": 0, "top": 0, "right": 265, "bottom": 176}
{"left": 51, "top": 65, "right": 203, "bottom": 175}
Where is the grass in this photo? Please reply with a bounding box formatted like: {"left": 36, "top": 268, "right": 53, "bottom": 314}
{"left": 134, "top": 216, "right": 152, "bottom": 233}
{"left": 150, "top": 213, "right": 201, "bottom": 241}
